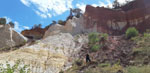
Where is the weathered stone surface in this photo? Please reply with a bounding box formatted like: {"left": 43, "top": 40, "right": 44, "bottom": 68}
{"left": 84, "top": 0, "right": 150, "bottom": 35}
{"left": 44, "top": 15, "right": 97, "bottom": 38}
{"left": 0, "top": 24, "right": 27, "bottom": 49}
{"left": 21, "top": 28, "right": 47, "bottom": 40}
{"left": 43, "top": 24, "right": 66, "bottom": 38}
{"left": 0, "top": 33, "right": 88, "bottom": 73}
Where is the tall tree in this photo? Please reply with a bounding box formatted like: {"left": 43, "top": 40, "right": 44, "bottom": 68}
{"left": 9, "top": 21, "right": 14, "bottom": 28}
{"left": 0, "top": 18, "right": 6, "bottom": 25}
{"left": 113, "top": 0, "right": 120, "bottom": 9}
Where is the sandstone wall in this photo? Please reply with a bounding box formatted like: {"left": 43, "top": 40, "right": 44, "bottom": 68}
{"left": 84, "top": 0, "right": 150, "bottom": 35}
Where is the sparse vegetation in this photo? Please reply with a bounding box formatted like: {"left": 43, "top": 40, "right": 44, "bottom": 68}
{"left": 9, "top": 22, "right": 15, "bottom": 28}
{"left": 88, "top": 32, "right": 100, "bottom": 52}
{"left": 0, "top": 60, "right": 30, "bottom": 73}
{"left": 125, "top": 65, "right": 150, "bottom": 73}
{"left": 91, "top": 44, "right": 101, "bottom": 52}
{"left": 0, "top": 18, "right": 6, "bottom": 25}
{"left": 126, "top": 27, "right": 139, "bottom": 39}
{"left": 100, "top": 33, "right": 108, "bottom": 41}
{"left": 58, "top": 20, "right": 66, "bottom": 25}
{"left": 88, "top": 32, "right": 108, "bottom": 52}
{"left": 131, "top": 32, "right": 150, "bottom": 65}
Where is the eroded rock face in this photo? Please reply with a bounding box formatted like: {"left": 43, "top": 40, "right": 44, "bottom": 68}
{"left": 0, "top": 24, "right": 27, "bottom": 49}
{"left": 44, "top": 24, "right": 66, "bottom": 38}
{"left": 21, "top": 28, "right": 47, "bottom": 40}
{"left": 44, "top": 15, "right": 97, "bottom": 38}
{"left": 84, "top": 0, "right": 150, "bottom": 35}
{"left": 0, "top": 33, "right": 88, "bottom": 73}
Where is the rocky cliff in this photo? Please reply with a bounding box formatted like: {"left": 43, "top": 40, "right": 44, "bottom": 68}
{"left": 21, "top": 27, "right": 48, "bottom": 40}
{"left": 0, "top": 33, "right": 88, "bottom": 73}
{"left": 84, "top": 0, "right": 150, "bottom": 35}
{"left": 0, "top": 24, "right": 27, "bottom": 49}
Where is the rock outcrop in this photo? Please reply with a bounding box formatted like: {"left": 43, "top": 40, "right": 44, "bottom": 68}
{"left": 44, "top": 15, "right": 96, "bottom": 38}
{"left": 44, "top": 16, "right": 85, "bottom": 38}
{"left": 0, "top": 33, "right": 88, "bottom": 73}
{"left": 0, "top": 24, "right": 27, "bottom": 49}
{"left": 21, "top": 28, "right": 47, "bottom": 40}
{"left": 84, "top": 0, "right": 150, "bottom": 35}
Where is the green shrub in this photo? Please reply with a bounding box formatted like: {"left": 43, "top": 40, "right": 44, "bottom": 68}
{"left": 101, "top": 33, "right": 108, "bottom": 41}
{"left": 88, "top": 32, "right": 100, "bottom": 45}
{"left": 0, "top": 18, "right": 6, "bottom": 25}
{"left": 88, "top": 32, "right": 100, "bottom": 52}
{"left": 126, "top": 27, "right": 139, "bottom": 39}
{"left": 9, "top": 22, "right": 15, "bottom": 28}
{"left": 91, "top": 44, "right": 101, "bottom": 52}
{"left": 125, "top": 65, "right": 150, "bottom": 73}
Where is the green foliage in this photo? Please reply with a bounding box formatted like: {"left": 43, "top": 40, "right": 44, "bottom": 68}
{"left": 0, "top": 60, "right": 30, "bottom": 73}
{"left": 98, "top": 63, "right": 111, "bottom": 67}
{"left": 91, "top": 44, "right": 101, "bottom": 52}
{"left": 9, "top": 22, "right": 15, "bottom": 28}
{"left": 100, "top": 33, "right": 108, "bottom": 41}
{"left": 32, "top": 24, "right": 42, "bottom": 29}
{"left": 113, "top": 0, "right": 121, "bottom": 9}
{"left": 126, "top": 27, "right": 139, "bottom": 39}
{"left": 131, "top": 32, "right": 150, "bottom": 65}
{"left": 100, "top": 64, "right": 124, "bottom": 73}
{"left": 0, "top": 18, "right": 6, "bottom": 25}
{"left": 88, "top": 32, "right": 100, "bottom": 45}
{"left": 88, "top": 32, "right": 100, "bottom": 52}
{"left": 88, "top": 33, "right": 108, "bottom": 52}
{"left": 58, "top": 20, "right": 66, "bottom": 25}
{"left": 125, "top": 65, "right": 150, "bottom": 73}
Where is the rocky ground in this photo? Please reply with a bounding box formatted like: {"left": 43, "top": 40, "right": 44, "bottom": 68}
{"left": 64, "top": 33, "right": 150, "bottom": 73}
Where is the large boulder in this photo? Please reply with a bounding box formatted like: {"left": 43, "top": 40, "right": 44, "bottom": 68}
{"left": 0, "top": 24, "right": 27, "bottom": 49}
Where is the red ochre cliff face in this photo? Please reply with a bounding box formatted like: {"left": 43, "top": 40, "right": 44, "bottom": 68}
{"left": 84, "top": 0, "right": 150, "bottom": 35}
{"left": 21, "top": 27, "right": 48, "bottom": 40}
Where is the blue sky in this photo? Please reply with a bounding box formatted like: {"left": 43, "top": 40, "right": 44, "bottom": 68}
{"left": 0, "top": 0, "right": 129, "bottom": 32}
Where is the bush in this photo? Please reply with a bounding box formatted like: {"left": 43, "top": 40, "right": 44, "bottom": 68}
{"left": 91, "top": 44, "right": 101, "bottom": 52}
{"left": 0, "top": 18, "right": 6, "bottom": 25}
{"left": 58, "top": 20, "right": 66, "bottom": 25}
{"left": 101, "top": 33, "right": 108, "bottom": 41}
{"left": 88, "top": 32, "right": 100, "bottom": 52}
{"left": 9, "top": 22, "right": 15, "bottom": 28}
{"left": 126, "top": 27, "right": 139, "bottom": 39}
{"left": 88, "top": 32, "right": 100, "bottom": 45}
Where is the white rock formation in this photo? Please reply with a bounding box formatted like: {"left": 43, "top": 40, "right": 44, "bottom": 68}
{"left": 44, "top": 16, "right": 86, "bottom": 38}
{"left": 0, "top": 24, "right": 27, "bottom": 49}
{"left": 0, "top": 33, "right": 88, "bottom": 73}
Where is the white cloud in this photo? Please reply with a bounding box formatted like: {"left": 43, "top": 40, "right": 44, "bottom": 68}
{"left": 20, "top": 0, "right": 73, "bottom": 18}
{"left": 14, "top": 21, "right": 23, "bottom": 32}
{"left": 76, "top": 3, "right": 86, "bottom": 13}
{"left": 91, "top": 0, "right": 133, "bottom": 8}
{"left": 20, "top": 0, "right": 30, "bottom": 7}
{"left": 23, "top": 26, "right": 30, "bottom": 29}
{"left": 3, "top": 16, "right": 12, "bottom": 24}
{"left": 95, "top": 0, "right": 113, "bottom": 8}
{"left": 3, "top": 16, "right": 25, "bottom": 32}
{"left": 117, "top": 0, "right": 133, "bottom": 4}
{"left": 35, "top": 11, "right": 47, "bottom": 18}
{"left": 76, "top": 0, "right": 113, "bottom": 13}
